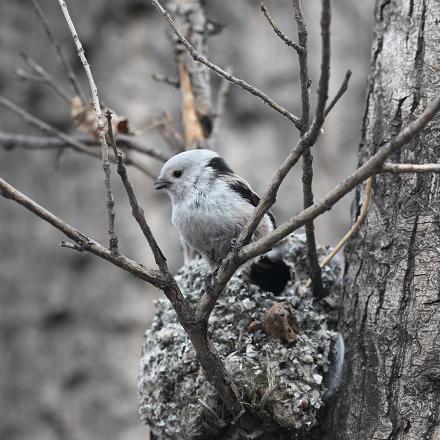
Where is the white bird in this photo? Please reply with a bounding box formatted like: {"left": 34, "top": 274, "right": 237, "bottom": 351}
{"left": 154, "top": 149, "right": 276, "bottom": 269}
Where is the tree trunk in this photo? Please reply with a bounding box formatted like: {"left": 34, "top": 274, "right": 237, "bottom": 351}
{"left": 328, "top": 0, "right": 440, "bottom": 438}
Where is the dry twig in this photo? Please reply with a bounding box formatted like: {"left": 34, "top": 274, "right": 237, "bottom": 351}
{"left": 58, "top": 0, "right": 118, "bottom": 254}
{"left": 19, "top": 52, "right": 72, "bottom": 104}
{"left": 106, "top": 110, "right": 168, "bottom": 271}
{"left": 242, "top": 95, "right": 440, "bottom": 260}
{"left": 260, "top": 3, "right": 304, "bottom": 53}
{"left": 0, "top": 128, "right": 158, "bottom": 180}
{"left": 325, "top": 70, "right": 352, "bottom": 117}
{"left": 382, "top": 163, "right": 440, "bottom": 174}
{"left": 0, "top": 177, "right": 161, "bottom": 285}
{"left": 151, "top": 0, "right": 302, "bottom": 130}
{"left": 0, "top": 95, "right": 102, "bottom": 159}
{"left": 152, "top": 73, "right": 180, "bottom": 88}
{"left": 31, "top": 0, "right": 86, "bottom": 103}
{"left": 306, "top": 177, "right": 372, "bottom": 288}
{"left": 293, "top": 0, "right": 324, "bottom": 298}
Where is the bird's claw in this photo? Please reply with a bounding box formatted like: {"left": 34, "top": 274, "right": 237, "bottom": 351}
{"left": 229, "top": 238, "right": 241, "bottom": 254}
{"left": 204, "top": 268, "right": 219, "bottom": 294}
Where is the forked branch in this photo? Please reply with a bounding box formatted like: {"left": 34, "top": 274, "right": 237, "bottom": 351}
{"left": 151, "top": 0, "right": 302, "bottom": 130}
{"left": 59, "top": 0, "right": 119, "bottom": 253}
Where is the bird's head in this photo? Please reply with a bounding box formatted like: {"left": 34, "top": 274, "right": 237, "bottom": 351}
{"left": 154, "top": 149, "right": 232, "bottom": 202}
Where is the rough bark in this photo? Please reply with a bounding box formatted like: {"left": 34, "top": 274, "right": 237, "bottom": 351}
{"left": 329, "top": 1, "right": 440, "bottom": 438}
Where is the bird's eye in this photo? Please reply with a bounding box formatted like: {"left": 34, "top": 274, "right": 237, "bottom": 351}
{"left": 173, "top": 170, "right": 183, "bottom": 178}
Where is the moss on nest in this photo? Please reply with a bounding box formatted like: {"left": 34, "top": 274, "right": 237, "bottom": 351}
{"left": 138, "top": 234, "right": 342, "bottom": 439}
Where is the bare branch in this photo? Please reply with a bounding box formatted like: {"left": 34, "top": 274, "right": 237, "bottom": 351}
{"left": 241, "top": 95, "right": 440, "bottom": 261}
{"left": 306, "top": 0, "right": 331, "bottom": 142}
{"left": 31, "top": 0, "right": 87, "bottom": 103}
{"left": 152, "top": 73, "right": 180, "bottom": 88}
{"left": 292, "top": 0, "right": 324, "bottom": 297}
{"left": 233, "top": 1, "right": 314, "bottom": 250}
{"left": 20, "top": 52, "right": 72, "bottom": 104}
{"left": 261, "top": 3, "right": 304, "bottom": 54}
{"left": 151, "top": 0, "right": 302, "bottom": 130}
{"left": 0, "top": 129, "right": 157, "bottom": 179}
{"left": 308, "top": 176, "right": 373, "bottom": 285}
{"left": 16, "top": 68, "right": 46, "bottom": 83}
{"left": 292, "top": 0, "right": 310, "bottom": 132}
{"left": 382, "top": 163, "right": 440, "bottom": 174}
{"left": 237, "top": 138, "right": 307, "bottom": 247}
{"left": 118, "top": 134, "right": 170, "bottom": 162}
{"left": 0, "top": 95, "right": 102, "bottom": 158}
{"left": 153, "top": 112, "right": 186, "bottom": 152}
{"left": 325, "top": 69, "right": 352, "bottom": 117}
{"left": 0, "top": 177, "right": 162, "bottom": 286}
{"left": 123, "top": 154, "right": 157, "bottom": 180}
{"left": 106, "top": 110, "right": 168, "bottom": 272}
{"left": 58, "top": 0, "right": 119, "bottom": 255}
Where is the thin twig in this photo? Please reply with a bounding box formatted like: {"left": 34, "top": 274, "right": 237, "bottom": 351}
{"left": 20, "top": 52, "right": 72, "bottom": 104}
{"left": 292, "top": 0, "right": 324, "bottom": 298}
{"left": 58, "top": 0, "right": 119, "bottom": 255}
{"left": 260, "top": 3, "right": 304, "bottom": 54}
{"left": 106, "top": 110, "right": 168, "bottom": 271}
{"left": 15, "top": 68, "right": 46, "bottom": 83}
{"left": 151, "top": 0, "right": 302, "bottom": 130}
{"left": 233, "top": 1, "right": 314, "bottom": 249}
{"left": 0, "top": 131, "right": 70, "bottom": 151}
{"left": 325, "top": 69, "right": 352, "bottom": 117}
{"left": 306, "top": 0, "right": 331, "bottom": 142}
{"left": 154, "top": 112, "right": 186, "bottom": 152}
{"left": 118, "top": 134, "right": 170, "bottom": 162}
{"left": 0, "top": 95, "right": 101, "bottom": 158}
{"left": 31, "top": 0, "right": 87, "bottom": 103}
{"left": 0, "top": 129, "right": 157, "bottom": 179}
{"left": 152, "top": 73, "right": 180, "bottom": 88}
{"left": 382, "top": 163, "right": 440, "bottom": 173}
{"left": 124, "top": 154, "right": 157, "bottom": 179}
{"left": 0, "top": 177, "right": 161, "bottom": 285}
{"left": 242, "top": 95, "right": 440, "bottom": 261}
{"left": 306, "top": 176, "right": 373, "bottom": 287}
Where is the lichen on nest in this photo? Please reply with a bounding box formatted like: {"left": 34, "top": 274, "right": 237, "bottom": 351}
{"left": 138, "top": 233, "right": 342, "bottom": 439}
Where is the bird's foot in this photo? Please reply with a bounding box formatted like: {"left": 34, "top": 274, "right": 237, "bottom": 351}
{"left": 229, "top": 238, "right": 241, "bottom": 254}
{"left": 204, "top": 267, "right": 219, "bottom": 294}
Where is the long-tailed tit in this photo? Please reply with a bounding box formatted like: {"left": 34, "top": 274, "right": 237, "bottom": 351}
{"left": 154, "top": 149, "right": 276, "bottom": 269}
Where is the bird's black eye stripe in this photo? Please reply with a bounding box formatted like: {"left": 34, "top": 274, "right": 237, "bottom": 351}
{"left": 206, "top": 157, "right": 233, "bottom": 176}
{"left": 173, "top": 170, "right": 183, "bottom": 178}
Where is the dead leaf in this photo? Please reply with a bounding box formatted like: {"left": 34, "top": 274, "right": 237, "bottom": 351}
{"left": 263, "top": 302, "right": 300, "bottom": 344}
{"left": 70, "top": 96, "right": 131, "bottom": 142}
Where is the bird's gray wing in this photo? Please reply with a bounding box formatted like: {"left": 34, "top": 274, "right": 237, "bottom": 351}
{"left": 225, "top": 175, "right": 277, "bottom": 229}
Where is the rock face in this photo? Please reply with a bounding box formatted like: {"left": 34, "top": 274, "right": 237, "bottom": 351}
{"left": 138, "top": 234, "right": 342, "bottom": 439}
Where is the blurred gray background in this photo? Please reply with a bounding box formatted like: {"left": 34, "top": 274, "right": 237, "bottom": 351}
{"left": 0, "top": 0, "right": 374, "bottom": 439}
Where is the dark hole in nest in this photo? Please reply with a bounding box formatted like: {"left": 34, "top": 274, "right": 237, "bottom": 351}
{"left": 250, "top": 256, "right": 292, "bottom": 295}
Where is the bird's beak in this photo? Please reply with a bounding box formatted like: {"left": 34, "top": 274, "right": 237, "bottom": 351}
{"left": 154, "top": 179, "right": 171, "bottom": 190}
